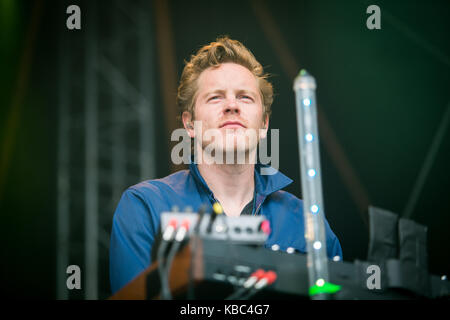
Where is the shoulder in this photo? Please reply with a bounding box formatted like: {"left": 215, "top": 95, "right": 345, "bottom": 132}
{"left": 266, "top": 190, "right": 304, "bottom": 213}
{"left": 114, "top": 169, "right": 192, "bottom": 220}
{"left": 112, "top": 169, "right": 194, "bottom": 233}
{"left": 126, "top": 169, "right": 192, "bottom": 199}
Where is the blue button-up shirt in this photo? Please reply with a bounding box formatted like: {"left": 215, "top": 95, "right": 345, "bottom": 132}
{"left": 109, "top": 163, "right": 343, "bottom": 294}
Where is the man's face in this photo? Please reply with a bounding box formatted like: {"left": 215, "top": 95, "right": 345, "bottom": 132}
{"left": 183, "top": 62, "right": 268, "bottom": 160}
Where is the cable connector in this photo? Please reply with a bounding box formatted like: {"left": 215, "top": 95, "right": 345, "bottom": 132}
{"left": 259, "top": 220, "right": 271, "bottom": 235}
{"left": 243, "top": 269, "right": 265, "bottom": 289}
{"left": 174, "top": 219, "right": 190, "bottom": 242}
{"left": 162, "top": 219, "right": 178, "bottom": 241}
{"left": 253, "top": 271, "right": 277, "bottom": 290}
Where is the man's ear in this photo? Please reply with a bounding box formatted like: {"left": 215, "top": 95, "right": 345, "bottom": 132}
{"left": 260, "top": 115, "right": 269, "bottom": 139}
{"left": 182, "top": 111, "right": 195, "bottom": 138}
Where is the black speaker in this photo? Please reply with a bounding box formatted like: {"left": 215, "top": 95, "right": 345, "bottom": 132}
{"left": 367, "top": 206, "right": 399, "bottom": 262}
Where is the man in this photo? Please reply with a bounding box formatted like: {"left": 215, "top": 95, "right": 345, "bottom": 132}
{"left": 109, "top": 36, "right": 342, "bottom": 295}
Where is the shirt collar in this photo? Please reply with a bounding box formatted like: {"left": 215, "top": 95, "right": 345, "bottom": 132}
{"left": 189, "top": 162, "right": 293, "bottom": 197}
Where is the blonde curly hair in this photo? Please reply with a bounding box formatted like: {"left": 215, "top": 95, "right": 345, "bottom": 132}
{"left": 177, "top": 36, "right": 273, "bottom": 120}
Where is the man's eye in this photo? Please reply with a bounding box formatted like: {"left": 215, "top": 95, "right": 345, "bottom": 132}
{"left": 208, "top": 96, "right": 220, "bottom": 101}
{"left": 239, "top": 95, "right": 253, "bottom": 101}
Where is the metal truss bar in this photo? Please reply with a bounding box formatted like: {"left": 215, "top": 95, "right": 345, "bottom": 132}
{"left": 61, "top": 106, "right": 140, "bottom": 134}
{"left": 85, "top": 2, "right": 99, "bottom": 300}
{"left": 111, "top": 0, "right": 127, "bottom": 205}
{"left": 57, "top": 23, "right": 70, "bottom": 301}
{"left": 98, "top": 55, "right": 148, "bottom": 113}
{"left": 138, "top": 4, "right": 156, "bottom": 181}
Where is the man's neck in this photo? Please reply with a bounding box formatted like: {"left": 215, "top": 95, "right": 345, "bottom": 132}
{"left": 197, "top": 159, "right": 255, "bottom": 217}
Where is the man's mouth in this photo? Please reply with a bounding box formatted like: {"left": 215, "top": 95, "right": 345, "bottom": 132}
{"left": 220, "top": 121, "right": 246, "bottom": 129}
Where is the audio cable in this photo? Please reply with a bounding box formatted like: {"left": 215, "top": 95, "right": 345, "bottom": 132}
{"left": 157, "top": 219, "right": 177, "bottom": 300}
{"left": 188, "top": 204, "right": 208, "bottom": 300}
{"left": 224, "top": 269, "right": 265, "bottom": 300}
{"left": 238, "top": 271, "right": 277, "bottom": 300}
{"left": 162, "top": 219, "right": 191, "bottom": 300}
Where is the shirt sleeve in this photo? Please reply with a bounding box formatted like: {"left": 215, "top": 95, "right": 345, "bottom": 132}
{"left": 109, "top": 188, "right": 156, "bottom": 295}
{"left": 324, "top": 217, "right": 344, "bottom": 260}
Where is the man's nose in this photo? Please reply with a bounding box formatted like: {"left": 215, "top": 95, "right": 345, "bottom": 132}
{"left": 224, "top": 97, "right": 240, "bottom": 114}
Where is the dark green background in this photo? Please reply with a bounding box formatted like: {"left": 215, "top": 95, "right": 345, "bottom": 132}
{"left": 0, "top": 0, "right": 448, "bottom": 299}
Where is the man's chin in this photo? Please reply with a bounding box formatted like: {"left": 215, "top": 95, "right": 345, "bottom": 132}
{"left": 198, "top": 144, "right": 257, "bottom": 165}
{"left": 210, "top": 144, "right": 252, "bottom": 155}
{"left": 221, "top": 127, "right": 247, "bottom": 133}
